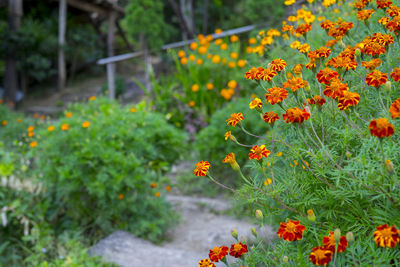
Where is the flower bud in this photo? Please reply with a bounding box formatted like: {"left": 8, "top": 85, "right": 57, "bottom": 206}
{"left": 334, "top": 228, "right": 341, "bottom": 241}
{"left": 355, "top": 48, "right": 361, "bottom": 57}
{"left": 255, "top": 209, "right": 263, "bottom": 220}
{"left": 345, "top": 151, "right": 352, "bottom": 158}
{"left": 305, "top": 84, "right": 311, "bottom": 92}
{"left": 346, "top": 231, "right": 354, "bottom": 243}
{"left": 231, "top": 229, "right": 238, "bottom": 239}
{"left": 385, "top": 159, "right": 394, "bottom": 174}
{"left": 307, "top": 209, "right": 316, "bottom": 222}
{"left": 251, "top": 227, "right": 258, "bottom": 237}
{"left": 383, "top": 81, "right": 392, "bottom": 91}
{"left": 283, "top": 256, "right": 289, "bottom": 263}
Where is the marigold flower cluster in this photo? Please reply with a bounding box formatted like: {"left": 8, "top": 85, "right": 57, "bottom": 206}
{"left": 198, "top": 242, "right": 248, "bottom": 266}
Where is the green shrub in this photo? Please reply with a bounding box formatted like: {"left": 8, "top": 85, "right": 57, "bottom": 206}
{"left": 33, "top": 98, "right": 187, "bottom": 242}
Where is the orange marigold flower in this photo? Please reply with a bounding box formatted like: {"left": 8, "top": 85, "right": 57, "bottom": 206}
{"left": 338, "top": 91, "right": 360, "bottom": 110}
{"left": 66, "top": 112, "right": 72, "bottom": 118}
{"left": 222, "top": 153, "right": 236, "bottom": 165}
{"left": 27, "top": 126, "right": 35, "bottom": 132}
{"left": 277, "top": 219, "right": 306, "bottom": 241}
{"left": 378, "top": 17, "right": 390, "bottom": 25}
{"left": 198, "top": 259, "right": 216, "bottom": 267}
{"left": 249, "top": 98, "right": 263, "bottom": 109}
{"left": 316, "top": 47, "right": 331, "bottom": 58}
{"left": 296, "top": 23, "right": 312, "bottom": 35}
{"left": 249, "top": 145, "right": 271, "bottom": 160}
{"left": 316, "top": 68, "right": 339, "bottom": 85}
{"left": 364, "top": 42, "right": 386, "bottom": 57}
{"left": 245, "top": 67, "right": 259, "bottom": 80}
{"left": 229, "top": 243, "right": 248, "bottom": 258}
{"left": 372, "top": 33, "right": 394, "bottom": 46}
{"left": 194, "top": 161, "right": 211, "bottom": 176}
{"left": 166, "top": 185, "right": 172, "bottom": 191}
{"left": 151, "top": 182, "right": 157, "bottom": 188}
{"left": 118, "top": 194, "right": 124, "bottom": 200}
{"left": 362, "top": 58, "right": 382, "bottom": 70}
{"left": 61, "top": 124, "right": 69, "bottom": 131}
{"left": 357, "top": 9, "right": 375, "bottom": 20}
{"left": 265, "top": 87, "right": 288, "bottom": 105}
{"left": 258, "top": 68, "right": 277, "bottom": 81}
{"left": 305, "top": 59, "right": 316, "bottom": 70}
{"left": 366, "top": 70, "right": 388, "bottom": 87}
{"left": 376, "top": 0, "right": 392, "bottom": 9}
{"left": 369, "top": 118, "right": 395, "bottom": 138}
{"left": 323, "top": 78, "right": 348, "bottom": 99}
{"left": 389, "top": 98, "right": 400, "bottom": 118}
{"left": 226, "top": 113, "right": 244, "bottom": 126}
{"left": 270, "top": 59, "right": 287, "bottom": 72}
{"left": 283, "top": 77, "right": 308, "bottom": 92}
{"left": 320, "top": 19, "right": 335, "bottom": 30}
{"left": 82, "top": 121, "right": 90, "bottom": 128}
{"left": 308, "top": 95, "right": 326, "bottom": 106}
{"left": 391, "top": 67, "right": 400, "bottom": 81}
{"left": 387, "top": 4, "right": 400, "bottom": 17}
{"left": 263, "top": 112, "right": 280, "bottom": 123}
{"left": 208, "top": 246, "right": 229, "bottom": 262}
{"left": 322, "top": 231, "right": 349, "bottom": 253}
{"left": 309, "top": 246, "right": 333, "bottom": 266}
{"left": 298, "top": 43, "right": 311, "bottom": 53}
{"left": 328, "top": 56, "right": 357, "bottom": 71}
{"left": 373, "top": 224, "right": 399, "bottom": 248}
{"left": 283, "top": 107, "right": 311, "bottom": 123}
{"left": 28, "top": 132, "right": 34, "bottom": 137}
{"left": 30, "top": 141, "right": 37, "bottom": 148}
{"left": 48, "top": 125, "right": 55, "bottom": 132}
{"left": 155, "top": 192, "right": 160, "bottom": 197}
{"left": 386, "top": 16, "right": 400, "bottom": 32}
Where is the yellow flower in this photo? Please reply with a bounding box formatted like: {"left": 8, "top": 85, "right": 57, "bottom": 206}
{"left": 206, "top": 83, "right": 214, "bottom": 90}
{"left": 248, "top": 37, "right": 257, "bottom": 44}
{"left": 284, "top": 0, "right": 296, "bottom": 6}
{"left": 198, "top": 46, "right": 207, "bottom": 54}
{"left": 227, "top": 80, "right": 237, "bottom": 89}
{"left": 196, "top": 59, "right": 203, "bottom": 65}
{"left": 249, "top": 98, "right": 263, "bottom": 109}
{"left": 215, "top": 28, "right": 223, "bottom": 34}
{"left": 214, "top": 39, "right": 223, "bottom": 45}
{"left": 290, "top": 41, "right": 301, "bottom": 49}
{"left": 189, "top": 54, "right": 196, "bottom": 61}
{"left": 230, "top": 52, "right": 238, "bottom": 59}
{"left": 228, "top": 61, "right": 236, "bottom": 68}
{"left": 220, "top": 43, "right": 228, "bottom": 50}
{"left": 130, "top": 108, "right": 137, "bottom": 113}
{"left": 48, "top": 125, "right": 55, "bottom": 132}
{"left": 237, "top": 59, "right": 246, "bottom": 68}
{"left": 230, "top": 35, "right": 239, "bottom": 42}
{"left": 264, "top": 178, "right": 272, "bottom": 186}
{"left": 276, "top": 152, "right": 283, "bottom": 157}
{"left": 82, "top": 121, "right": 90, "bottom": 128}
{"left": 191, "top": 84, "right": 199, "bottom": 92}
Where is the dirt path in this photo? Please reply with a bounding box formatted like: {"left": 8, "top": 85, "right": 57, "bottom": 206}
{"left": 90, "top": 195, "right": 274, "bottom": 267}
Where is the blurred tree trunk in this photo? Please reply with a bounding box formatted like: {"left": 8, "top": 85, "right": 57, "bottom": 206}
{"left": 58, "top": 0, "right": 67, "bottom": 91}
{"left": 107, "top": 11, "right": 116, "bottom": 99}
{"left": 202, "top": 0, "right": 209, "bottom": 34}
{"left": 167, "top": 0, "right": 194, "bottom": 40}
{"left": 4, "top": 0, "right": 22, "bottom": 108}
{"left": 180, "top": 0, "right": 195, "bottom": 38}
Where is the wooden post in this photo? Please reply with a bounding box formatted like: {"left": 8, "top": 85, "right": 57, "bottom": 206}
{"left": 58, "top": 0, "right": 67, "bottom": 91}
{"left": 4, "top": 0, "right": 22, "bottom": 107}
{"left": 107, "top": 11, "right": 116, "bottom": 99}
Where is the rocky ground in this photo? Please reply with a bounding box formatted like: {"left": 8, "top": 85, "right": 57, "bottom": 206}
{"left": 90, "top": 194, "right": 274, "bottom": 267}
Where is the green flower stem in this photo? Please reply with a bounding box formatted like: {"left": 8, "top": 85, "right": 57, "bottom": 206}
{"left": 221, "top": 257, "right": 230, "bottom": 267}
{"left": 207, "top": 174, "right": 236, "bottom": 193}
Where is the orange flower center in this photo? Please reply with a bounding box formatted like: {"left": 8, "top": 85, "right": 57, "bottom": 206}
{"left": 313, "top": 248, "right": 327, "bottom": 259}
{"left": 286, "top": 221, "right": 297, "bottom": 232}
{"left": 379, "top": 228, "right": 393, "bottom": 238}
{"left": 375, "top": 118, "right": 389, "bottom": 130}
